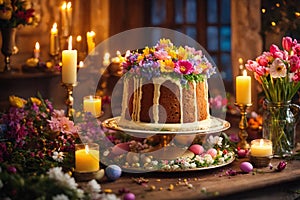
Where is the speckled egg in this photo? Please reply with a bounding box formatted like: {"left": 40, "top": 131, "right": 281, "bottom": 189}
{"left": 123, "top": 192, "right": 135, "bottom": 200}
{"left": 105, "top": 165, "right": 122, "bottom": 181}
{"left": 126, "top": 152, "right": 140, "bottom": 164}
{"left": 189, "top": 144, "right": 204, "bottom": 155}
{"left": 240, "top": 161, "right": 253, "bottom": 173}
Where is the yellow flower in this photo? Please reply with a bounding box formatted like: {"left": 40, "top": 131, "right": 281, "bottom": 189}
{"left": 9, "top": 96, "right": 27, "bottom": 108}
{"left": 30, "top": 97, "right": 42, "bottom": 105}
{"left": 143, "top": 46, "right": 150, "bottom": 55}
{"left": 159, "top": 60, "right": 175, "bottom": 73}
{"left": 168, "top": 49, "right": 177, "bottom": 60}
{"left": 137, "top": 55, "right": 144, "bottom": 63}
{"left": 177, "top": 47, "right": 187, "bottom": 60}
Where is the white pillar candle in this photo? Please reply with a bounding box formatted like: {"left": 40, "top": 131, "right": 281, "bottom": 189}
{"left": 236, "top": 70, "right": 251, "bottom": 104}
{"left": 62, "top": 36, "right": 77, "bottom": 84}
{"left": 33, "top": 42, "right": 40, "bottom": 59}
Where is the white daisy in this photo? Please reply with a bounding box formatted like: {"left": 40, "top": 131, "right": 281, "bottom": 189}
{"left": 86, "top": 179, "right": 101, "bottom": 194}
{"left": 48, "top": 167, "right": 78, "bottom": 190}
{"left": 52, "top": 151, "right": 64, "bottom": 162}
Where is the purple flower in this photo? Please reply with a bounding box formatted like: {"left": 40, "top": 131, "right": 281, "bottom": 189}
{"left": 7, "top": 165, "right": 17, "bottom": 174}
{"left": 277, "top": 161, "right": 287, "bottom": 171}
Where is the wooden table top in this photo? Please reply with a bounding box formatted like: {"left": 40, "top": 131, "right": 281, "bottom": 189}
{"left": 98, "top": 158, "right": 300, "bottom": 199}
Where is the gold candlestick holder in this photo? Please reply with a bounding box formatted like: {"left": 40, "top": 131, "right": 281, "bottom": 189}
{"left": 62, "top": 82, "right": 78, "bottom": 119}
{"left": 234, "top": 102, "right": 252, "bottom": 149}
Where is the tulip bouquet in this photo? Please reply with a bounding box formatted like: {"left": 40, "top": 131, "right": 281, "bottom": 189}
{"left": 246, "top": 36, "right": 300, "bottom": 156}
{"left": 245, "top": 36, "right": 300, "bottom": 102}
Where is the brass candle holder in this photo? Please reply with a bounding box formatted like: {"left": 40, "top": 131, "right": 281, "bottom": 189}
{"left": 62, "top": 82, "right": 78, "bottom": 119}
{"left": 234, "top": 102, "right": 252, "bottom": 149}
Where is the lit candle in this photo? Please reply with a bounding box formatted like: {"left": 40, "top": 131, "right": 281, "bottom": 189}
{"left": 103, "top": 52, "right": 110, "bottom": 67}
{"left": 250, "top": 139, "right": 273, "bottom": 157}
{"left": 75, "top": 143, "right": 100, "bottom": 172}
{"left": 83, "top": 95, "right": 102, "bottom": 117}
{"left": 62, "top": 36, "right": 77, "bottom": 84}
{"left": 86, "top": 31, "right": 96, "bottom": 53}
{"left": 66, "top": 1, "right": 72, "bottom": 30}
{"left": 33, "top": 42, "right": 40, "bottom": 59}
{"left": 60, "top": 1, "right": 69, "bottom": 37}
{"left": 49, "top": 23, "right": 60, "bottom": 56}
{"left": 236, "top": 70, "right": 251, "bottom": 104}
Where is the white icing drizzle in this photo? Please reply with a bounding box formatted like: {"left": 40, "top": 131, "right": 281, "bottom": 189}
{"left": 193, "top": 81, "right": 198, "bottom": 122}
{"left": 179, "top": 82, "right": 183, "bottom": 123}
{"left": 137, "top": 78, "right": 142, "bottom": 122}
{"left": 121, "top": 78, "right": 129, "bottom": 119}
{"left": 153, "top": 82, "right": 160, "bottom": 123}
{"left": 132, "top": 78, "right": 138, "bottom": 121}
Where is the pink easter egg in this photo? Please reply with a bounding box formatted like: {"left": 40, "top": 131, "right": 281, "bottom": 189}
{"left": 111, "top": 143, "right": 130, "bottom": 156}
{"left": 240, "top": 162, "right": 253, "bottom": 173}
{"left": 189, "top": 144, "right": 204, "bottom": 155}
{"left": 206, "top": 148, "right": 218, "bottom": 157}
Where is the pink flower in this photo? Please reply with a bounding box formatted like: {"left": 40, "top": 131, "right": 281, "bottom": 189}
{"left": 255, "top": 66, "right": 267, "bottom": 76}
{"left": 270, "top": 44, "right": 281, "bottom": 54}
{"left": 292, "top": 44, "right": 300, "bottom": 56}
{"left": 289, "top": 55, "right": 300, "bottom": 72}
{"left": 245, "top": 60, "right": 259, "bottom": 72}
{"left": 282, "top": 36, "right": 293, "bottom": 51}
{"left": 154, "top": 49, "right": 170, "bottom": 60}
{"left": 174, "top": 60, "right": 194, "bottom": 75}
{"left": 257, "top": 55, "right": 268, "bottom": 66}
{"left": 292, "top": 72, "right": 300, "bottom": 82}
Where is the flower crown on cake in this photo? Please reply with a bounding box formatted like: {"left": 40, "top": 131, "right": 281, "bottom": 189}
{"left": 122, "top": 39, "right": 215, "bottom": 85}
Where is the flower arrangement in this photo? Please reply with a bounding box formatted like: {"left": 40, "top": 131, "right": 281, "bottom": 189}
{"left": 245, "top": 36, "right": 300, "bottom": 102}
{"left": 0, "top": 0, "right": 38, "bottom": 28}
{"left": 122, "top": 39, "right": 215, "bottom": 85}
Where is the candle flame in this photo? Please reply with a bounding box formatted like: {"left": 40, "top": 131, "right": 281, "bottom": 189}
{"left": 52, "top": 23, "right": 57, "bottom": 30}
{"left": 79, "top": 61, "right": 84, "bottom": 68}
{"left": 76, "top": 35, "right": 82, "bottom": 42}
{"left": 116, "top": 51, "right": 121, "bottom": 56}
{"left": 259, "top": 139, "right": 264, "bottom": 146}
{"left": 35, "top": 42, "right": 40, "bottom": 50}
{"left": 89, "top": 95, "right": 93, "bottom": 100}
{"left": 243, "top": 69, "right": 247, "bottom": 76}
{"left": 67, "top": 1, "right": 72, "bottom": 9}
{"left": 104, "top": 52, "right": 110, "bottom": 59}
{"left": 87, "top": 31, "right": 96, "bottom": 37}
{"left": 85, "top": 144, "right": 89, "bottom": 153}
{"left": 68, "top": 36, "right": 73, "bottom": 50}
{"left": 62, "top": 1, "right": 67, "bottom": 9}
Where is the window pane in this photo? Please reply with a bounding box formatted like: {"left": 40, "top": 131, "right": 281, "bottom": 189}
{"left": 207, "top": 26, "right": 218, "bottom": 51}
{"left": 221, "top": 53, "right": 232, "bottom": 81}
{"left": 207, "top": 0, "right": 217, "bottom": 23}
{"left": 151, "top": 0, "right": 166, "bottom": 25}
{"left": 221, "top": 0, "right": 231, "bottom": 24}
{"left": 186, "top": 0, "right": 196, "bottom": 23}
{"left": 175, "top": 0, "right": 183, "bottom": 23}
{"left": 186, "top": 27, "right": 197, "bottom": 40}
{"left": 220, "top": 26, "right": 231, "bottom": 51}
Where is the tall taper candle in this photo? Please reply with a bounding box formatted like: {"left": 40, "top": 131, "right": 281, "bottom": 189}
{"left": 62, "top": 36, "right": 77, "bottom": 84}
{"left": 50, "top": 23, "right": 60, "bottom": 56}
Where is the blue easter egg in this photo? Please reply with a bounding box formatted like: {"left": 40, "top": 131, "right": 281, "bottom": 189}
{"left": 105, "top": 165, "right": 122, "bottom": 181}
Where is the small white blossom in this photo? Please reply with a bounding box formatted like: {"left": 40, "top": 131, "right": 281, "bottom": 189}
{"left": 76, "top": 189, "right": 85, "bottom": 199}
{"left": 218, "top": 157, "right": 225, "bottom": 164}
{"left": 151, "top": 160, "right": 158, "bottom": 166}
{"left": 99, "top": 193, "right": 120, "bottom": 200}
{"left": 203, "top": 154, "right": 214, "bottom": 165}
{"left": 48, "top": 167, "right": 78, "bottom": 190}
{"left": 190, "top": 162, "right": 197, "bottom": 168}
{"left": 171, "top": 165, "right": 180, "bottom": 170}
{"left": 207, "top": 135, "right": 223, "bottom": 147}
{"left": 52, "top": 151, "right": 64, "bottom": 162}
{"left": 52, "top": 194, "right": 69, "bottom": 200}
{"left": 86, "top": 179, "right": 101, "bottom": 193}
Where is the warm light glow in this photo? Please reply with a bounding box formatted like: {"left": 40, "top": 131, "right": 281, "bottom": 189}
{"left": 259, "top": 139, "right": 264, "bottom": 146}
{"left": 87, "top": 31, "right": 96, "bottom": 38}
{"left": 85, "top": 144, "right": 89, "bottom": 154}
{"left": 116, "top": 51, "right": 121, "bottom": 56}
{"left": 271, "top": 21, "right": 276, "bottom": 26}
{"left": 295, "top": 12, "right": 300, "bottom": 17}
{"left": 79, "top": 61, "right": 84, "bottom": 68}
{"left": 238, "top": 58, "right": 243, "bottom": 64}
{"left": 275, "top": 3, "right": 280, "bottom": 7}
{"left": 104, "top": 52, "right": 110, "bottom": 60}
{"left": 243, "top": 69, "right": 247, "bottom": 76}
{"left": 76, "top": 35, "right": 82, "bottom": 42}
{"left": 262, "top": 8, "right": 266, "bottom": 13}
{"left": 68, "top": 36, "right": 72, "bottom": 50}
{"left": 61, "top": 1, "right": 67, "bottom": 9}
{"left": 51, "top": 23, "right": 58, "bottom": 34}
{"left": 35, "top": 42, "right": 40, "bottom": 50}
{"left": 67, "top": 1, "right": 72, "bottom": 9}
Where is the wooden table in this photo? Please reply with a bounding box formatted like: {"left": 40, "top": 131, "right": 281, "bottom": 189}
{"left": 96, "top": 113, "right": 300, "bottom": 199}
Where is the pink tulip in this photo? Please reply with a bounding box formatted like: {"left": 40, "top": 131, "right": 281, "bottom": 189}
{"left": 289, "top": 55, "right": 300, "bottom": 72}
{"left": 255, "top": 65, "right": 267, "bottom": 76}
{"left": 282, "top": 36, "right": 293, "bottom": 51}
{"left": 270, "top": 44, "right": 280, "bottom": 54}
{"left": 245, "top": 60, "right": 259, "bottom": 72}
{"left": 293, "top": 44, "right": 300, "bottom": 56}
{"left": 257, "top": 55, "right": 268, "bottom": 66}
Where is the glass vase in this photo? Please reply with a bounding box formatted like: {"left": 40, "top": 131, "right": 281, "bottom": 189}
{"left": 262, "top": 100, "right": 300, "bottom": 157}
